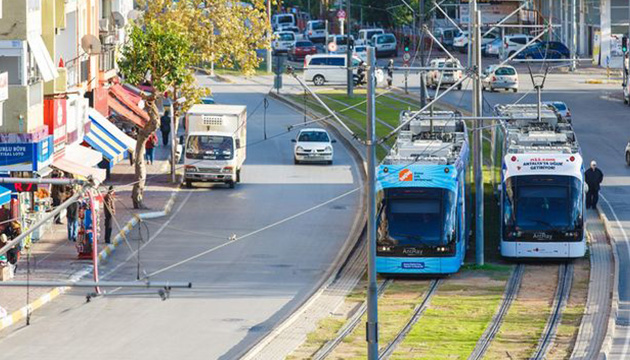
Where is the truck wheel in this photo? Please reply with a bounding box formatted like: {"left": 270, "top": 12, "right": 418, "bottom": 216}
{"left": 512, "top": 88, "right": 518, "bottom": 93}
{"left": 313, "top": 75, "right": 325, "bottom": 86}
{"left": 185, "top": 180, "right": 192, "bottom": 188}
{"left": 236, "top": 169, "right": 241, "bottom": 183}
{"left": 327, "top": 160, "right": 333, "bottom": 165}
{"left": 228, "top": 181, "right": 235, "bottom": 189}
{"left": 294, "top": 157, "right": 300, "bottom": 165}
{"left": 626, "top": 152, "right": 630, "bottom": 166}
{"left": 457, "top": 84, "right": 462, "bottom": 90}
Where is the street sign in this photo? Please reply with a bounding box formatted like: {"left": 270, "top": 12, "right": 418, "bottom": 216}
{"left": 337, "top": 9, "right": 346, "bottom": 19}
{"left": 402, "top": 53, "right": 411, "bottom": 62}
{"left": 328, "top": 42, "right": 338, "bottom": 53}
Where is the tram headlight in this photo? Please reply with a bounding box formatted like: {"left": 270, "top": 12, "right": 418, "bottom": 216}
{"left": 379, "top": 246, "right": 393, "bottom": 252}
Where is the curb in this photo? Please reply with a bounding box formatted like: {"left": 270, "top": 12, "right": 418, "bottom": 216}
{"left": 596, "top": 204, "right": 620, "bottom": 359}
{"left": 585, "top": 79, "right": 623, "bottom": 85}
{"left": 0, "top": 182, "right": 181, "bottom": 333}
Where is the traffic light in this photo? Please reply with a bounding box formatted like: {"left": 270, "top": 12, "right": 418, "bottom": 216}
{"left": 404, "top": 37, "right": 410, "bottom": 52}
{"left": 623, "top": 35, "right": 628, "bottom": 53}
{"left": 348, "top": 37, "right": 355, "bottom": 51}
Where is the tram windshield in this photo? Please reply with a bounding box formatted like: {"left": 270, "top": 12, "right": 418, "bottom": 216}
{"left": 503, "top": 175, "right": 583, "bottom": 237}
{"left": 378, "top": 188, "right": 456, "bottom": 246}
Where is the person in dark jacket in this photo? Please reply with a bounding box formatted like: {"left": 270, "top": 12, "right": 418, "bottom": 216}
{"left": 585, "top": 160, "right": 604, "bottom": 209}
{"left": 160, "top": 110, "right": 171, "bottom": 146}
{"left": 50, "top": 170, "right": 65, "bottom": 224}
{"left": 386, "top": 59, "right": 394, "bottom": 88}
{"left": 103, "top": 186, "right": 116, "bottom": 244}
{"left": 66, "top": 191, "right": 79, "bottom": 242}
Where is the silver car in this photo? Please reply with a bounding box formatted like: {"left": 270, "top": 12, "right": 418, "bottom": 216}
{"left": 543, "top": 101, "right": 572, "bottom": 123}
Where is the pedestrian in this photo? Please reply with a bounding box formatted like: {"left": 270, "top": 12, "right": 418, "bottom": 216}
{"left": 145, "top": 132, "right": 158, "bottom": 165}
{"left": 160, "top": 110, "right": 171, "bottom": 146}
{"left": 6, "top": 221, "right": 21, "bottom": 273}
{"left": 103, "top": 186, "right": 116, "bottom": 244}
{"left": 585, "top": 160, "right": 604, "bottom": 209}
{"left": 66, "top": 191, "right": 79, "bottom": 242}
{"left": 386, "top": 59, "right": 394, "bottom": 88}
{"left": 50, "top": 170, "right": 65, "bottom": 224}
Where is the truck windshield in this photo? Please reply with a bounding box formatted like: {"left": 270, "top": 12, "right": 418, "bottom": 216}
{"left": 378, "top": 187, "right": 456, "bottom": 246}
{"left": 503, "top": 175, "right": 583, "bottom": 234}
{"left": 186, "top": 135, "right": 234, "bottom": 160}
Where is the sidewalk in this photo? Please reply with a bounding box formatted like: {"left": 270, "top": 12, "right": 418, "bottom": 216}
{"left": 0, "top": 131, "right": 179, "bottom": 331}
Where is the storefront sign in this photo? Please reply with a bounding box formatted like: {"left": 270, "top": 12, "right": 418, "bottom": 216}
{"left": 0, "top": 72, "right": 7, "bottom": 102}
{"left": 44, "top": 98, "right": 67, "bottom": 155}
{"left": 0, "top": 136, "right": 53, "bottom": 172}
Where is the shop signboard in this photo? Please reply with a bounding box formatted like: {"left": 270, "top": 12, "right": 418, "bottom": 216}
{"left": 44, "top": 98, "right": 67, "bottom": 155}
{"left": 0, "top": 136, "right": 53, "bottom": 172}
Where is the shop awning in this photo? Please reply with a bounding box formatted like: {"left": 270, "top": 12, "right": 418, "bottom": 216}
{"left": 109, "top": 84, "right": 149, "bottom": 128}
{"left": 64, "top": 144, "right": 103, "bottom": 168}
{"left": 0, "top": 185, "right": 10, "bottom": 206}
{"left": 27, "top": 34, "right": 58, "bottom": 82}
{"left": 85, "top": 108, "right": 136, "bottom": 167}
{"left": 52, "top": 157, "right": 106, "bottom": 185}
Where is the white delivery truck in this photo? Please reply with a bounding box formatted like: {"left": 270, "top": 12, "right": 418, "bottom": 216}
{"left": 184, "top": 104, "right": 247, "bottom": 189}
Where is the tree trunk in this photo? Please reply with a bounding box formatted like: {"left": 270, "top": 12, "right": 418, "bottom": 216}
{"left": 132, "top": 99, "right": 161, "bottom": 209}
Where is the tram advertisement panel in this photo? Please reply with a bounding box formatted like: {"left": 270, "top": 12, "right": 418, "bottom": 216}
{"left": 503, "top": 154, "right": 583, "bottom": 180}
{"left": 377, "top": 164, "right": 458, "bottom": 192}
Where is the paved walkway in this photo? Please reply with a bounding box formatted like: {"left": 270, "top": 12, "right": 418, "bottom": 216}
{"left": 571, "top": 209, "right": 614, "bottom": 359}
{"left": 0, "top": 133, "right": 178, "bottom": 327}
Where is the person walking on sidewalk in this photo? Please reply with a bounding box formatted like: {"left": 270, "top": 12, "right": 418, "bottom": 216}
{"left": 103, "top": 186, "right": 116, "bottom": 244}
{"left": 160, "top": 110, "right": 171, "bottom": 146}
{"left": 66, "top": 191, "right": 79, "bottom": 242}
{"left": 145, "top": 132, "right": 158, "bottom": 165}
{"left": 585, "top": 160, "right": 604, "bottom": 209}
{"left": 50, "top": 170, "right": 65, "bottom": 224}
{"left": 386, "top": 59, "right": 394, "bottom": 89}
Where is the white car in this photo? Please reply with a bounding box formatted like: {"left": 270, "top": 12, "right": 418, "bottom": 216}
{"left": 273, "top": 31, "right": 296, "bottom": 53}
{"left": 327, "top": 35, "right": 354, "bottom": 54}
{"left": 357, "top": 28, "right": 384, "bottom": 46}
{"left": 305, "top": 20, "right": 326, "bottom": 43}
{"left": 292, "top": 128, "right": 336, "bottom": 164}
{"left": 453, "top": 31, "right": 498, "bottom": 53}
{"left": 371, "top": 33, "right": 398, "bottom": 58}
{"left": 501, "top": 34, "right": 539, "bottom": 59}
{"left": 625, "top": 141, "right": 630, "bottom": 166}
{"left": 304, "top": 54, "right": 361, "bottom": 86}
{"left": 353, "top": 45, "right": 368, "bottom": 62}
{"left": 426, "top": 58, "right": 463, "bottom": 90}
{"left": 482, "top": 65, "right": 518, "bottom": 92}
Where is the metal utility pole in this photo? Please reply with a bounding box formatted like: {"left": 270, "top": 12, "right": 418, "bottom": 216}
{"left": 570, "top": 0, "right": 577, "bottom": 71}
{"left": 346, "top": 0, "right": 354, "bottom": 97}
{"left": 170, "top": 102, "right": 177, "bottom": 183}
{"left": 266, "top": 0, "right": 272, "bottom": 73}
{"left": 365, "top": 46, "right": 379, "bottom": 360}
{"left": 419, "top": 0, "right": 426, "bottom": 107}
{"left": 472, "top": 5, "right": 484, "bottom": 266}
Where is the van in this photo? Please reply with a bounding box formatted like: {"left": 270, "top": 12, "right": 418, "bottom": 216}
{"left": 327, "top": 34, "right": 355, "bottom": 54}
{"left": 371, "top": 33, "right": 398, "bottom": 58}
{"left": 357, "top": 28, "right": 384, "bottom": 46}
{"left": 433, "top": 27, "right": 459, "bottom": 49}
{"left": 305, "top": 20, "right": 326, "bottom": 43}
{"left": 272, "top": 13, "right": 296, "bottom": 31}
{"left": 272, "top": 31, "right": 296, "bottom": 53}
{"left": 426, "top": 58, "right": 463, "bottom": 90}
{"left": 501, "top": 34, "right": 539, "bottom": 59}
{"left": 304, "top": 54, "right": 361, "bottom": 86}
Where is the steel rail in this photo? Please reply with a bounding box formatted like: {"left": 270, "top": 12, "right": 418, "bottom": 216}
{"left": 378, "top": 279, "right": 441, "bottom": 359}
{"left": 468, "top": 264, "right": 525, "bottom": 360}
{"left": 530, "top": 263, "right": 574, "bottom": 360}
{"left": 312, "top": 279, "right": 393, "bottom": 360}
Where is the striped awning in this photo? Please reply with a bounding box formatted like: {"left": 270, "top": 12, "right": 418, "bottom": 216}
{"left": 0, "top": 186, "right": 10, "bottom": 206}
{"left": 85, "top": 108, "right": 135, "bottom": 168}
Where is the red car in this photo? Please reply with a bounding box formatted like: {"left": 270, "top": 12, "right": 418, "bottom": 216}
{"left": 289, "top": 40, "right": 317, "bottom": 61}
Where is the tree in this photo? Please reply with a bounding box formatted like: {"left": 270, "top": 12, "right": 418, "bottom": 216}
{"left": 119, "top": 0, "right": 269, "bottom": 209}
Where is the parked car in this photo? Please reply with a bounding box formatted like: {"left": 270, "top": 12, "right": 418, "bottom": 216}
{"left": 426, "top": 58, "right": 463, "bottom": 90}
{"left": 304, "top": 54, "right": 361, "bottom": 86}
{"left": 624, "top": 81, "right": 630, "bottom": 105}
{"left": 327, "top": 34, "right": 354, "bottom": 54}
{"left": 501, "top": 34, "right": 539, "bottom": 59}
{"left": 484, "top": 37, "right": 502, "bottom": 57}
{"left": 353, "top": 45, "right": 368, "bottom": 62}
{"left": 279, "top": 25, "right": 301, "bottom": 35}
{"left": 292, "top": 128, "right": 336, "bottom": 165}
{"left": 482, "top": 65, "right": 518, "bottom": 92}
{"left": 305, "top": 20, "right": 326, "bottom": 43}
{"left": 289, "top": 40, "right": 317, "bottom": 61}
{"left": 543, "top": 101, "right": 572, "bottom": 122}
{"left": 513, "top": 41, "right": 570, "bottom": 60}
{"left": 272, "top": 31, "right": 296, "bottom": 53}
{"left": 371, "top": 33, "right": 398, "bottom": 58}
{"left": 453, "top": 30, "right": 498, "bottom": 53}
{"left": 625, "top": 140, "right": 630, "bottom": 166}
{"left": 357, "top": 28, "right": 384, "bottom": 46}
{"left": 271, "top": 13, "right": 296, "bottom": 31}
{"left": 433, "top": 27, "right": 459, "bottom": 49}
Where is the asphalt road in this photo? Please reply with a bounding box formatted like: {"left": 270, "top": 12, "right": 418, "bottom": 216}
{"left": 391, "top": 66, "right": 630, "bottom": 359}
{"left": 0, "top": 79, "right": 362, "bottom": 359}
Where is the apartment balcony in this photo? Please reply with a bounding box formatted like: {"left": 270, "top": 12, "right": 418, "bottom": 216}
{"left": 99, "top": 47, "right": 117, "bottom": 81}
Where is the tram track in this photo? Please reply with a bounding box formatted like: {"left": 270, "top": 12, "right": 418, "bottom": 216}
{"left": 530, "top": 262, "right": 574, "bottom": 360}
{"left": 312, "top": 278, "right": 393, "bottom": 360}
{"left": 468, "top": 264, "right": 525, "bottom": 360}
{"left": 378, "top": 279, "right": 442, "bottom": 360}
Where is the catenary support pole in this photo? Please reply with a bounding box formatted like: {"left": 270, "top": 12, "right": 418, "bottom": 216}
{"left": 170, "top": 102, "right": 177, "bottom": 183}
{"left": 266, "top": 0, "right": 272, "bottom": 73}
{"left": 346, "top": 0, "right": 353, "bottom": 97}
{"left": 473, "top": 5, "right": 485, "bottom": 266}
{"left": 365, "top": 46, "right": 379, "bottom": 360}
{"left": 419, "top": 0, "right": 426, "bottom": 107}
